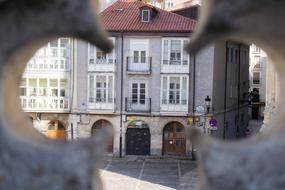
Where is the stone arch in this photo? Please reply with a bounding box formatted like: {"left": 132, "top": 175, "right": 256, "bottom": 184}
{"left": 162, "top": 121, "right": 186, "bottom": 156}
{"left": 91, "top": 119, "right": 114, "bottom": 153}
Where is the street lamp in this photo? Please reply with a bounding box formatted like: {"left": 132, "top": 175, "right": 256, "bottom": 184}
{"left": 205, "top": 96, "right": 211, "bottom": 114}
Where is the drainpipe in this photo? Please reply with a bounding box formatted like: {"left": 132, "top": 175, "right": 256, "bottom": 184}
{"left": 237, "top": 44, "right": 241, "bottom": 137}
{"left": 69, "top": 38, "right": 76, "bottom": 141}
{"left": 223, "top": 41, "right": 229, "bottom": 140}
{"left": 119, "top": 33, "right": 124, "bottom": 158}
{"left": 192, "top": 55, "right": 196, "bottom": 114}
{"left": 191, "top": 54, "right": 196, "bottom": 160}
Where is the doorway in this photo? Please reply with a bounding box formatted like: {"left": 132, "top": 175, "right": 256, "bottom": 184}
{"left": 163, "top": 122, "right": 186, "bottom": 156}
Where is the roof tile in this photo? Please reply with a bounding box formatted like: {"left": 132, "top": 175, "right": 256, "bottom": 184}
{"left": 100, "top": 0, "right": 197, "bottom": 33}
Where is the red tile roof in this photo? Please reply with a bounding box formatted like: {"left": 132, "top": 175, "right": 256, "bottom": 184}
{"left": 100, "top": 0, "right": 197, "bottom": 33}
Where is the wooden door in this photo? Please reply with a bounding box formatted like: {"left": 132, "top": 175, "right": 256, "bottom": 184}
{"left": 163, "top": 122, "right": 186, "bottom": 155}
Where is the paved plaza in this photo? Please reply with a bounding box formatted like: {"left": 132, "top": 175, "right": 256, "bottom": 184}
{"left": 100, "top": 157, "right": 199, "bottom": 190}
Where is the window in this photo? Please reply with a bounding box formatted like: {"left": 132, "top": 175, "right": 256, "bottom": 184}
{"left": 134, "top": 51, "right": 139, "bottom": 63}
{"left": 253, "top": 72, "right": 260, "bottom": 84}
{"left": 60, "top": 79, "right": 68, "bottom": 97}
{"left": 88, "top": 74, "right": 114, "bottom": 104}
{"left": 39, "top": 79, "right": 47, "bottom": 96}
{"left": 50, "top": 79, "right": 58, "bottom": 97}
{"left": 96, "top": 76, "right": 107, "bottom": 103}
{"left": 131, "top": 82, "right": 146, "bottom": 104}
{"left": 20, "top": 79, "right": 27, "bottom": 96}
{"left": 88, "top": 38, "right": 116, "bottom": 66}
{"left": 162, "top": 39, "right": 189, "bottom": 65}
{"left": 161, "top": 76, "right": 188, "bottom": 105}
{"left": 96, "top": 51, "right": 106, "bottom": 60}
{"left": 254, "top": 56, "right": 261, "bottom": 65}
{"left": 169, "top": 77, "right": 180, "bottom": 104}
{"left": 89, "top": 76, "right": 95, "bottom": 102}
{"left": 133, "top": 50, "right": 146, "bottom": 63}
{"left": 167, "top": 1, "right": 174, "bottom": 8}
{"left": 253, "top": 45, "right": 261, "bottom": 52}
{"left": 170, "top": 40, "right": 181, "bottom": 65}
{"left": 141, "top": 9, "right": 150, "bottom": 22}
{"left": 28, "top": 79, "right": 37, "bottom": 96}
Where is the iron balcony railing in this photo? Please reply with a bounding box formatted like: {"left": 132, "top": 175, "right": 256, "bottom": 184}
{"left": 88, "top": 98, "right": 115, "bottom": 103}
{"left": 89, "top": 58, "right": 115, "bottom": 65}
{"left": 161, "top": 99, "right": 187, "bottom": 105}
{"left": 126, "top": 56, "right": 152, "bottom": 72}
{"left": 125, "top": 97, "right": 151, "bottom": 112}
{"left": 162, "top": 59, "right": 189, "bottom": 65}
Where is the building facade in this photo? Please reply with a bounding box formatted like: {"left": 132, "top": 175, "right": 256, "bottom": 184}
{"left": 22, "top": 0, "right": 249, "bottom": 157}
{"left": 21, "top": 38, "right": 73, "bottom": 135}
{"left": 249, "top": 44, "right": 267, "bottom": 119}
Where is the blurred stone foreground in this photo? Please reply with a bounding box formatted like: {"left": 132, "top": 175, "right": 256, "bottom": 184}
{"left": 1, "top": 0, "right": 285, "bottom": 190}
{"left": 0, "top": 0, "right": 112, "bottom": 189}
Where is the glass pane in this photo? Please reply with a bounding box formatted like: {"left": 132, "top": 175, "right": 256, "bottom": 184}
{"left": 50, "top": 40, "right": 58, "bottom": 48}
{"left": 163, "top": 40, "right": 169, "bottom": 64}
{"left": 50, "top": 79, "right": 58, "bottom": 87}
{"left": 141, "top": 51, "right": 146, "bottom": 63}
{"left": 60, "top": 38, "right": 69, "bottom": 48}
{"left": 162, "top": 77, "right": 167, "bottom": 104}
{"left": 108, "top": 76, "right": 113, "bottom": 102}
{"left": 133, "top": 51, "right": 139, "bottom": 63}
{"left": 89, "top": 44, "right": 95, "bottom": 61}
{"left": 89, "top": 75, "right": 94, "bottom": 101}
{"left": 58, "top": 122, "right": 65, "bottom": 130}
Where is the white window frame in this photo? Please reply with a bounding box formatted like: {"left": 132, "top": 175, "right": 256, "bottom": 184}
{"left": 141, "top": 9, "right": 150, "bottom": 22}
{"left": 20, "top": 76, "right": 70, "bottom": 111}
{"left": 160, "top": 75, "right": 189, "bottom": 105}
{"left": 252, "top": 71, "right": 261, "bottom": 85}
{"left": 161, "top": 38, "right": 190, "bottom": 66}
{"left": 129, "top": 80, "right": 148, "bottom": 104}
{"left": 25, "top": 38, "right": 71, "bottom": 72}
{"left": 88, "top": 37, "right": 116, "bottom": 64}
{"left": 87, "top": 73, "right": 115, "bottom": 105}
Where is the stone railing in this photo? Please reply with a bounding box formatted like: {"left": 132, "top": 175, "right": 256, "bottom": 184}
{"left": 0, "top": 0, "right": 285, "bottom": 190}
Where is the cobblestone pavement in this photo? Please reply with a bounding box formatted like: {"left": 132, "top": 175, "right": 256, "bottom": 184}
{"left": 100, "top": 157, "right": 199, "bottom": 190}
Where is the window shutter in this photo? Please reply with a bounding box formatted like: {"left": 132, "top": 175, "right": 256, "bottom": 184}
{"left": 89, "top": 75, "right": 94, "bottom": 102}
{"left": 183, "top": 40, "right": 189, "bottom": 65}
{"left": 162, "top": 76, "right": 168, "bottom": 104}
{"left": 181, "top": 76, "right": 187, "bottom": 104}
{"left": 163, "top": 39, "right": 169, "bottom": 65}
{"left": 88, "top": 43, "right": 96, "bottom": 65}
{"left": 107, "top": 38, "right": 115, "bottom": 64}
{"left": 108, "top": 75, "right": 113, "bottom": 103}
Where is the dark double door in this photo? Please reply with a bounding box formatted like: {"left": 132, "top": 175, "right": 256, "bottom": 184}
{"left": 126, "top": 128, "right": 150, "bottom": 155}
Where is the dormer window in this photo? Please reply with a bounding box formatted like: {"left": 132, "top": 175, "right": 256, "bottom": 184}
{"left": 141, "top": 9, "right": 150, "bottom": 22}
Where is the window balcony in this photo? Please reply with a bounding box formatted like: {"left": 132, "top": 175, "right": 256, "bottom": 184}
{"left": 126, "top": 57, "right": 152, "bottom": 74}
{"left": 88, "top": 98, "right": 116, "bottom": 111}
{"left": 161, "top": 60, "right": 189, "bottom": 73}
{"left": 160, "top": 99, "right": 188, "bottom": 112}
{"left": 20, "top": 97, "right": 69, "bottom": 111}
{"left": 88, "top": 58, "right": 116, "bottom": 72}
{"left": 125, "top": 98, "right": 151, "bottom": 113}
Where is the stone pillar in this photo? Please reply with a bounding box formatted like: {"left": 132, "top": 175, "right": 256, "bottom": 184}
{"left": 113, "top": 129, "right": 121, "bottom": 156}
{"left": 150, "top": 129, "right": 162, "bottom": 156}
